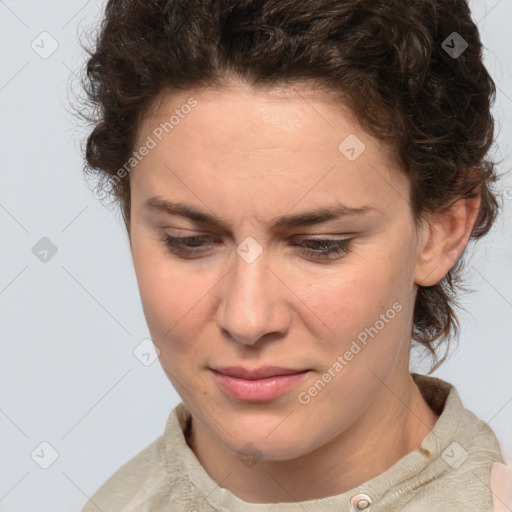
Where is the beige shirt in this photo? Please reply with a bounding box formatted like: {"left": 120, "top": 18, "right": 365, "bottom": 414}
{"left": 81, "top": 373, "right": 505, "bottom": 511}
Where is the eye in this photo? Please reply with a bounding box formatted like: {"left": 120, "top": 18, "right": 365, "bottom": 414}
{"left": 159, "top": 233, "right": 215, "bottom": 256}
{"left": 159, "top": 233, "right": 353, "bottom": 260}
{"left": 291, "top": 238, "right": 352, "bottom": 260}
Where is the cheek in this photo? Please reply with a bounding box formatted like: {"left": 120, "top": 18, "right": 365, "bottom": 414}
{"left": 131, "top": 233, "right": 208, "bottom": 343}
{"left": 292, "top": 244, "right": 413, "bottom": 362}
{"left": 295, "top": 258, "right": 400, "bottom": 332}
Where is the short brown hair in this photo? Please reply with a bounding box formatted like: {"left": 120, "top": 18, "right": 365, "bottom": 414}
{"left": 79, "top": 0, "right": 502, "bottom": 372}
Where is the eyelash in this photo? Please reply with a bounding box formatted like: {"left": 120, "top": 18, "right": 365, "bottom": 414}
{"left": 158, "top": 233, "right": 352, "bottom": 260}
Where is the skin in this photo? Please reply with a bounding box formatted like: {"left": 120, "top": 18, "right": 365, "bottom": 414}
{"left": 127, "top": 80, "right": 481, "bottom": 503}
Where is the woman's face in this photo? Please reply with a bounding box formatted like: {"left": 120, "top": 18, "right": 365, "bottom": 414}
{"left": 128, "top": 82, "right": 428, "bottom": 461}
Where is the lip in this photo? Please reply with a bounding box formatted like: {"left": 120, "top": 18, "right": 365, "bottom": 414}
{"left": 213, "top": 366, "right": 308, "bottom": 379}
{"left": 211, "top": 366, "right": 310, "bottom": 402}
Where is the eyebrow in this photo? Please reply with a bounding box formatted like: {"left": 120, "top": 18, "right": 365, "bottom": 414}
{"left": 143, "top": 196, "right": 378, "bottom": 231}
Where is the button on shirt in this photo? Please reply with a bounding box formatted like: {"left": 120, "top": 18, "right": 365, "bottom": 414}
{"left": 81, "top": 373, "right": 505, "bottom": 512}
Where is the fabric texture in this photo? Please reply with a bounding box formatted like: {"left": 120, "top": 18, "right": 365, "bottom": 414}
{"left": 81, "top": 373, "right": 505, "bottom": 512}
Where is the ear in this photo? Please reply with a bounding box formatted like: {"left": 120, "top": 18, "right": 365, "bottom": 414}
{"left": 414, "top": 191, "right": 481, "bottom": 287}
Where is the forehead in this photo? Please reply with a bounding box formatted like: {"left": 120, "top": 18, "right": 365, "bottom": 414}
{"left": 141, "top": 81, "right": 368, "bottom": 139}
{"left": 132, "top": 84, "right": 410, "bottom": 218}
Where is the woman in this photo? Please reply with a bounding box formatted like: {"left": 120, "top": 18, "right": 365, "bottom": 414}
{"left": 79, "top": 0, "right": 510, "bottom": 510}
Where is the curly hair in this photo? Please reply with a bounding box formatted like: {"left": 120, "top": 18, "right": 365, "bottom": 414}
{"left": 80, "top": 0, "right": 502, "bottom": 372}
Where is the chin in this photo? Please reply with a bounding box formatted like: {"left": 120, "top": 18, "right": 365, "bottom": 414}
{"left": 213, "top": 417, "right": 312, "bottom": 462}
{"left": 229, "top": 436, "right": 308, "bottom": 462}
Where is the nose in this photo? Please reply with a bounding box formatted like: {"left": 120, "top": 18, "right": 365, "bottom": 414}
{"left": 217, "top": 248, "right": 290, "bottom": 346}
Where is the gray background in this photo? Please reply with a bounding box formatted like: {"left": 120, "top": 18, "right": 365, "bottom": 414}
{"left": 1, "top": 1, "right": 511, "bottom": 511}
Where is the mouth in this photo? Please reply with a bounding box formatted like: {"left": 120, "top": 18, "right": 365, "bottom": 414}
{"left": 210, "top": 366, "right": 311, "bottom": 402}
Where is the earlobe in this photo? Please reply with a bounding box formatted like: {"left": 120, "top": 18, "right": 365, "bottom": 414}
{"left": 414, "top": 192, "right": 481, "bottom": 287}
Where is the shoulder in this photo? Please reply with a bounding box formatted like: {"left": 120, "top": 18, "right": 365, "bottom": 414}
{"left": 81, "top": 403, "right": 192, "bottom": 512}
{"left": 399, "top": 374, "right": 506, "bottom": 511}
{"left": 80, "top": 433, "right": 168, "bottom": 512}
